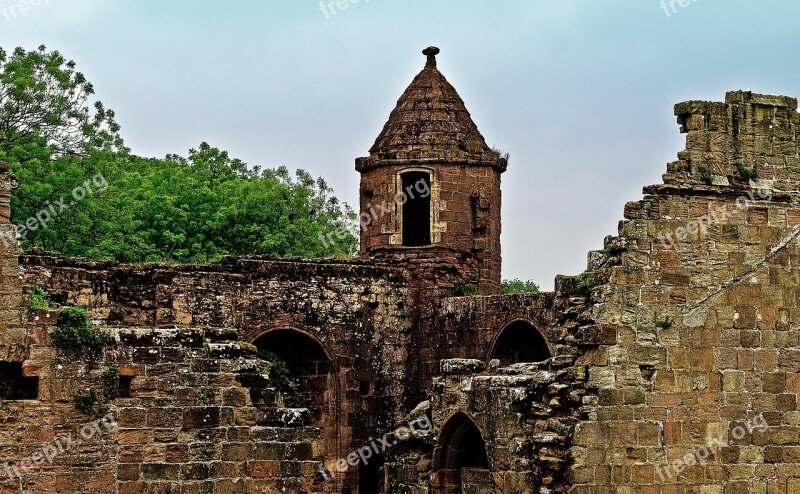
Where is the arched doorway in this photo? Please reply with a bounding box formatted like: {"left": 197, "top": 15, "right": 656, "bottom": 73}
{"left": 253, "top": 329, "right": 335, "bottom": 421}
{"left": 431, "top": 413, "right": 492, "bottom": 493}
{"left": 489, "top": 320, "right": 551, "bottom": 366}
{"left": 253, "top": 329, "right": 341, "bottom": 476}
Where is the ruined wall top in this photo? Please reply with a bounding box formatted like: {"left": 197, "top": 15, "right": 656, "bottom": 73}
{"left": 657, "top": 90, "right": 800, "bottom": 197}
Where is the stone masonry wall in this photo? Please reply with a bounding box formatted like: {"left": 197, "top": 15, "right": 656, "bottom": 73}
{"left": 358, "top": 161, "right": 503, "bottom": 295}
{"left": 0, "top": 154, "right": 23, "bottom": 364}
{"left": 384, "top": 356, "right": 588, "bottom": 494}
{"left": 18, "top": 253, "right": 414, "bottom": 492}
{"left": 1, "top": 317, "right": 328, "bottom": 494}
{"left": 381, "top": 258, "right": 609, "bottom": 494}
{"left": 571, "top": 91, "right": 800, "bottom": 493}
{"left": 406, "top": 293, "right": 556, "bottom": 407}
{"left": 7, "top": 87, "right": 800, "bottom": 493}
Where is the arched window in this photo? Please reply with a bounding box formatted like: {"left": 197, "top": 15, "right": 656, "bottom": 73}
{"left": 432, "top": 413, "right": 491, "bottom": 493}
{"left": 400, "top": 171, "right": 432, "bottom": 246}
{"left": 490, "top": 320, "right": 551, "bottom": 366}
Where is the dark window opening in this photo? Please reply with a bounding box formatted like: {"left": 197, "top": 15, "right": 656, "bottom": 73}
{"left": 491, "top": 321, "right": 551, "bottom": 367}
{"left": 360, "top": 380, "right": 371, "bottom": 396}
{"left": 0, "top": 362, "right": 39, "bottom": 400}
{"left": 401, "top": 171, "right": 431, "bottom": 246}
{"left": 358, "top": 452, "right": 384, "bottom": 494}
{"left": 470, "top": 195, "right": 485, "bottom": 236}
{"left": 118, "top": 376, "right": 134, "bottom": 398}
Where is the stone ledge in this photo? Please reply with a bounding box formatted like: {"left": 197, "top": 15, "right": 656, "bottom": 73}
{"left": 440, "top": 358, "right": 485, "bottom": 375}
{"left": 725, "top": 90, "right": 798, "bottom": 110}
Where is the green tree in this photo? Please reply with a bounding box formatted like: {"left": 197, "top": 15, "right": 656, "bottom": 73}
{"left": 0, "top": 45, "right": 125, "bottom": 159}
{"left": 501, "top": 279, "right": 540, "bottom": 294}
{"left": 0, "top": 45, "right": 357, "bottom": 262}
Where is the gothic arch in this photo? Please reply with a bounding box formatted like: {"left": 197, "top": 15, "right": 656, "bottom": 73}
{"left": 488, "top": 318, "right": 552, "bottom": 366}
{"left": 431, "top": 412, "right": 492, "bottom": 493}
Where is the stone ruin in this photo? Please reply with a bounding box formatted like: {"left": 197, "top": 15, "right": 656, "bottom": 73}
{"left": 0, "top": 47, "right": 799, "bottom": 493}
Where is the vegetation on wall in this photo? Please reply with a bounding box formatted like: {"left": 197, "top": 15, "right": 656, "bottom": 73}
{"left": 737, "top": 164, "right": 758, "bottom": 181}
{"left": 491, "top": 147, "right": 511, "bottom": 164}
{"left": 574, "top": 274, "right": 594, "bottom": 296}
{"left": 50, "top": 306, "right": 112, "bottom": 360}
{"left": 73, "top": 389, "right": 105, "bottom": 416}
{"left": 697, "top": 166, "right": 714, "bottom": 184}
{"left": 443, "top": 283, "right": 479, "bottom": 297}
{"left": 255, "top": 350, "right": 297, "bottom": 395}
{"left": 25, "top": 287, "right": 51, "bottom": 312}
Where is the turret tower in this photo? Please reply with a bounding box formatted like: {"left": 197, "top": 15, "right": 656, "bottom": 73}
{"left": 355, "top": 47, "right": 507, "bottom": 294}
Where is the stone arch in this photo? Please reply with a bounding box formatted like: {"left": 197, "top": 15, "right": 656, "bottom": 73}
{"left": 488, "top": 319, "right": 552, "bottom": 366}
{"left": 431, "top": 412, "right": 492, "bottom": 493}
{"left": 251, "top": 328, "right": 343, "bottom": 460}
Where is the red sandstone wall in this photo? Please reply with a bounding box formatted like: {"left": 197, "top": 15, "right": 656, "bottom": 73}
{"left": 358, "top": 162, "right": 503, "bottom": 295}
{"left": 2, "top": 317, "right": 330, "bottom": 494}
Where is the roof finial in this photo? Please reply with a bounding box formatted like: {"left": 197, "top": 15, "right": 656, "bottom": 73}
{"left": 423, "top": 46, "right": 440, "bottom": 68}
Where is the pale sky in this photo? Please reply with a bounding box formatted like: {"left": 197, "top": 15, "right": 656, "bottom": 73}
{"left": 2, "top": 0, "right": 799, "bottom": 289}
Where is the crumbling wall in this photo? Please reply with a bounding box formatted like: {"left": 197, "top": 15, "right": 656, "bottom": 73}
{"left": 381, "top": 266, "right": 608, "bottom": 493}
{"left": 19, "top": 253, "right": 415, "bottom": 492}
{"left": 1, "top": 314, "right": 329, "bottom": 494}
{"left": 0, "top": 158, "right": 24, "bottom": 364}
{"left": 384, "top": 356, "right": 588, "bottom": 494}
{"left": 571, "top": 91, "right": 800, "bottom": 493}
{"left": 7, "top": 87, "right": 800, "bottom": 494}
{"left": 403, "top": 292, "right": 557, "bottom": 407}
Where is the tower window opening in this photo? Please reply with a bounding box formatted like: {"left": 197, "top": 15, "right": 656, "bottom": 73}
{"left": 401, "top": 171, "right": 431, "bottom": 246}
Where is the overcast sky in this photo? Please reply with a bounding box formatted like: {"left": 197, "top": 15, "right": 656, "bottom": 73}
{"left": 3, "top": 0, "right": 799, "bottom": 288}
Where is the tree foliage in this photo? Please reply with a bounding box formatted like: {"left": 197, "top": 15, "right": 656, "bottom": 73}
{"left": 0, "top": 46, "right": 357, "bottom": 262}
{"left": 0, "top": 45, "right": 124, "bottom": 158}
{"left": 501, "top": 279, "right": 540, "bottom": 294}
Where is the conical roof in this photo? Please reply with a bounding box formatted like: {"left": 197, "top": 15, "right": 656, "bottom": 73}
{"left": 356, "top": 47, "right": 504, "bottom": 171}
